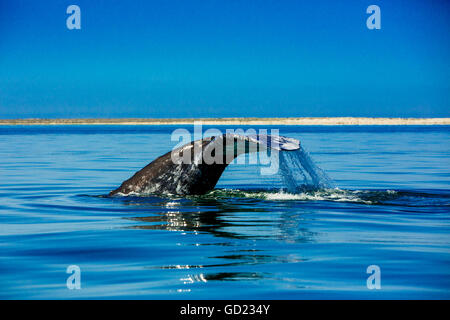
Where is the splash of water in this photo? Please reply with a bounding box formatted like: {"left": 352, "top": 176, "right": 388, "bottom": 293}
{"left": 279, "top": 147, "right": 334, "bottom": 192}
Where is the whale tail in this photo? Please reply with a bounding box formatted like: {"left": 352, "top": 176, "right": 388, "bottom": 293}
{"left": 109, "top": 133, "right": 300, "bottom": 196}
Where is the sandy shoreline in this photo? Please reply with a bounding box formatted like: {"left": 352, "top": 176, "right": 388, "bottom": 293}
{"left": 1, "top": 117, "right": 450, "bottom": 126}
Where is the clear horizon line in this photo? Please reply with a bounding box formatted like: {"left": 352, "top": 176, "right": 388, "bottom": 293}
{"left": 1, "top": 117, "right": 450, "bottom": 125}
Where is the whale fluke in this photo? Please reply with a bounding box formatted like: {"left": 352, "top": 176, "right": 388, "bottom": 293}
{"left": 109, "top": 133, "right": 300, "bottom": 196}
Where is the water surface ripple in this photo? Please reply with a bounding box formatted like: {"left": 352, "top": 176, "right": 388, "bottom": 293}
{"left": 0, "top": 125, "right": 449, "bottom": 299}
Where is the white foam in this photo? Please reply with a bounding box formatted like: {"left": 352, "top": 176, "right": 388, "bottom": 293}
{"left": 241, "top": 188, "right": 375, "bottom": 204}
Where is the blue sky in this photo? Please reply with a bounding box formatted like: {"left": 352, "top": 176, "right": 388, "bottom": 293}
{"left": 0, "top": 0, "right": 449, "bottom": 118}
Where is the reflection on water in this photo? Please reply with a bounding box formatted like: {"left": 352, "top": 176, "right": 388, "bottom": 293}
{"left": 121, "top": 194, "right": 317, "bottom": 242}
{"left": 180, "top": 272, "right": 266, "bottom": 284}
{"left": 119, "top": 194, "right": 313, "bottom": 283}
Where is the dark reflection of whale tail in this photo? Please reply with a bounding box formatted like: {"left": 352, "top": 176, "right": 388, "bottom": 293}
{"left": 121, "top": 195, "right": 313, "bottom": 282}
{"left": 120, "top": 195, "right": 318, "bottom": 242}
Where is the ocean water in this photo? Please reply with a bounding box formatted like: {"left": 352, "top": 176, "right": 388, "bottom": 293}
{"left": 0, "top": 125, "right": 449, "bottom": 299}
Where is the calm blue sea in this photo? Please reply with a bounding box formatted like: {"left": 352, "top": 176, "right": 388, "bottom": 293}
{"left": 0, "top": 125, "right": 449, "bottom": 299}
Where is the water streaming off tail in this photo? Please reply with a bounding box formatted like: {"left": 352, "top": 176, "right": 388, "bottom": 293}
{"left": 279, "top": 147, "right": 334, "bottom": 192}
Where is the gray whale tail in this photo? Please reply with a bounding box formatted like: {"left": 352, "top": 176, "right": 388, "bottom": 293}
{"left": 109, "top": 133, "right": 300, "bottom": 196}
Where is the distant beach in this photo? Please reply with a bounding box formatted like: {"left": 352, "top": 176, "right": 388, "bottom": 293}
{"left": 0, "top": 117, "right": 449, "bottom": 126}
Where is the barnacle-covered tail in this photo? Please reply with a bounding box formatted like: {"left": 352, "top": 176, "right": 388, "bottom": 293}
{"left": 109, "top": 133, "right": 300, "bottom": 196}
